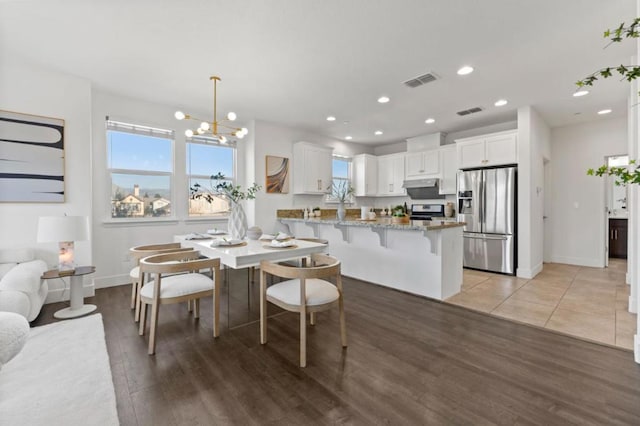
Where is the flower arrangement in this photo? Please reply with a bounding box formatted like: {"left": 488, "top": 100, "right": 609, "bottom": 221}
{"left": 190, "top": 172, "right": 261, "bottom": 204}
{"left": 328, "top": 180, "right": 354, "bottom": 203}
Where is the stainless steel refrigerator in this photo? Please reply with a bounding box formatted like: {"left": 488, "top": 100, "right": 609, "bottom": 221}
{"left": 457, "top": 166, "right": 516, "bottom": 275}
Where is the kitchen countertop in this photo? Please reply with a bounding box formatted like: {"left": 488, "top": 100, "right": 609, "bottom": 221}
{"left": 279, "top": 217, "right": 465, "bottom": 231}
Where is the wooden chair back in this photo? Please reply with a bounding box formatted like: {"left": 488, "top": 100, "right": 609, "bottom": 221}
{"left": 140, "top": 250, "right": 219, "bottom": 275}
{"left": 260, "top": 253, "right": 340, "bottom": 280}
{"left": 129, "top": 243, "right": 193, "bottom": 264}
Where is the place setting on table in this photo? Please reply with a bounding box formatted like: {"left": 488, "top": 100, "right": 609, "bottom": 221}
{"left": 259, "top": 232, "right": 298, "bottom": 249}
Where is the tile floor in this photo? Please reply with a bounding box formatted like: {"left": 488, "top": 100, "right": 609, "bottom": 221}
{"left": 445, "top": 259, "right": 637, "bottom": 349}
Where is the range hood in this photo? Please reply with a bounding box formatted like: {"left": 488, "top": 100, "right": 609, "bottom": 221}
{"left": 401, "top": 178, "right": 445, "bottom": 200}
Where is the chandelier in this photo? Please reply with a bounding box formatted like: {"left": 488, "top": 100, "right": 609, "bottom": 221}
{"left": 174, "top": 76, "right": 248, "bottom": 143}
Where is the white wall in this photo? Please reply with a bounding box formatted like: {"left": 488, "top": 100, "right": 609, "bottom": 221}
{"left": 248, "top": 120, "right": 374, "bottom": 233}
{"left": 91, "top": 90, "right": 229, "bottom": 287}
{"left": 517, "top": 107, "right": 549, "bottom": 278}
{"left": 0, "top": 55, "right": 93, "bottom": 301}
{"left": 548, "top": 116, "right": 627, "bottom": 267}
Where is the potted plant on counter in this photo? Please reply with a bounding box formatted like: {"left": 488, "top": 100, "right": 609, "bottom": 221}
{"left": 391, "top": 205, "right": 410, "bottom": 224}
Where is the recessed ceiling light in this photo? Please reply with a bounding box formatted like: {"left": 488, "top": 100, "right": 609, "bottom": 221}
{"left": 374, "top": 130, "right": 383, "bottom": 135}
{"left": 345, "top": 136, "right": 353, "bottom": 140}
{"left": 377, "top": 96, "right": 390, "bottom": 104}
{"left": 598, "top": 109, "right": 612, "bottom": 115}
{"left": 494, "top": 99, "right": 508, "bottom": 107}
{"left": 573, "top": 90, "right": 589, "bottom": 97}
{"left": 326, "top": 116, "right": 336, "bottom": 121}
{"left": 457, "top": 66, "right": 474, "bottom": 75}
{"left": 425, "top": 118, "right": 435, "bottom": 124}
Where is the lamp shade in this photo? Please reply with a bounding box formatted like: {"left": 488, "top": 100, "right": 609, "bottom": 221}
{"left": 37, "top": 216, "right": 89, "bottom": 243}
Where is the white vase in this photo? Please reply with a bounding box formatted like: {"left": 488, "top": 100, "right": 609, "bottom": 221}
{"left": 228, "top": 202, "right": 248, "bottom": 239}
{"left": 337, "top": 202, "right": 346, "bottom": 221}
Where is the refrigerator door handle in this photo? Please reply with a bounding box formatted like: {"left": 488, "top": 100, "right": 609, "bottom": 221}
{"left": 479, "top": 172, "right": 484, "bottom": 229}
{"left": 464, "top": 234, "right": 509, "bottom": 241}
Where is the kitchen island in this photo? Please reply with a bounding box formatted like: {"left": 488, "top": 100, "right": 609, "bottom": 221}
{"left": 279, "top": 216, "right": 464, "bottom": 300}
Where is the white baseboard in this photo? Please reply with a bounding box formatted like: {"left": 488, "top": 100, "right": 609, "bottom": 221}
{"left": 630, "top": 295, "right": 638, "bottom": 314}
{"left": 45, "top": 283, "right": 95, "bottom": 304}
{"left": 635, "top": 335, "right": 640, "bottom": 364}
{"left": 626, "top": 272, "right": 630, "bottom": 285}
{"left": 517, "top": 262, "right": 543, "bottom": 279}
{"left": 94, "top": 274, "right": 130, "bottom": 289}
{"left": 549, "top": 255, "right": 604, "bottom": 268}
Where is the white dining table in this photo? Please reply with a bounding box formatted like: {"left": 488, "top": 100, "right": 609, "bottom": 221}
{"left": 174, "top": 235, "right": 328, "bottom": 268}
{"left": 174, "top": 234, "right": 328, "bottom": 329}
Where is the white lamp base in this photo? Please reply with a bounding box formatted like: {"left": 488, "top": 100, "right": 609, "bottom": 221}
{"left": 54, "top": 304, "right": 97, "bottom": 319}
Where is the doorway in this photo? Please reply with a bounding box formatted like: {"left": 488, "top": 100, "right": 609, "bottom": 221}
{"left": 604, "top": 155, "right": 629, "bottom": 266}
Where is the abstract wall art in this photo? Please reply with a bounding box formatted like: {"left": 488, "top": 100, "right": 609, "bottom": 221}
{"left": 265, "top": 155, "right": 289, "bottom": 194}
{"left": 0, "top": 110, "right": 65, "bottom": 202}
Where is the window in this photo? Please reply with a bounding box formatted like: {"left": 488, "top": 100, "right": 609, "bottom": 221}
{"left": 187, "top": 137, "right": 236, "bottom": 216}
{"left": 327, "top": 155, "right": 353, "bottom": 203}
{"left": 107, "top": 119, "right": 174, "bottom": 219}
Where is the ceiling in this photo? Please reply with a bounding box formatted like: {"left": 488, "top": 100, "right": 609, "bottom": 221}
{"left": 0, "top": 0, "right": 636, "bottom": 145}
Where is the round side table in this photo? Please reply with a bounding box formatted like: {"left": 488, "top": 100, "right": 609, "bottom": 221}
{"left": 41, "top": 266, "right": 97, "bottom": 319}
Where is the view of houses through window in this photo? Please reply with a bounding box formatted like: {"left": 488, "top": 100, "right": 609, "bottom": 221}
{"left": 107, "top": 120, "right": 174, "bottom": 219}
{"left": 187, "top": 138, "right": 236, "bottom": 216}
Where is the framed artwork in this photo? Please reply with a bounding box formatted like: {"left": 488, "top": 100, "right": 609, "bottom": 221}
{"left": 265, "top": 155, "right": 289, "bottom": 194}
{"left": 0, "top": 110, "right": 65, "bottom": 202}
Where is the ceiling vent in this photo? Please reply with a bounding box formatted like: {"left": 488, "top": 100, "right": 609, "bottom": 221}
{"left": 403, "top": 72, "right": 438, "bottom": 88}
{"left": 456, "top": 107, "right": 483, "bottom": 116}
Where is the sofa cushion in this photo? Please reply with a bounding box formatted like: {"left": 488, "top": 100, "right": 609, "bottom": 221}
{"left": 0, "top": 263, "right": 17, "bottom": 280}
{"left": 0, "top": 312, "right": 29, "bottom": 368}
{"left": 0, "top": 260, "right": 47, "bottom": 295}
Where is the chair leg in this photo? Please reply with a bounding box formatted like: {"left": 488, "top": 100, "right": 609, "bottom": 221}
{"left": 194, "top": 298, "right": 200, "bottom": 319}
{"left": 130, "top": 279, "right": 138, "bottom": 309}
{"left": 148, "top": 301, "right": 160, "bottom": 355}
{"left": 339, "top": 294, "right": 347, "bottom": 347}
{"left": 187, "top": 299, "right": 193, "bottom": 313}
{"left": 260, "top": 270, "right": 267, "bottom": 344}
{"left": 134, "top": 280, "right": 143, "bottom": 322}
{"left": 138, "top": 301, "right": 147, "bottom": 336}
{"left": 300, "top": 308, "right": 307, "bottom": 367}
{"left": 310, "top": 312, "right": 316, "bottom": 325}
{"left": 213, "top": 268, "right": 220, "bottom": 338}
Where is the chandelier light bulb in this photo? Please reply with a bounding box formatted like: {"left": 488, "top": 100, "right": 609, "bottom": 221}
{"left": 185, "top": 129, "right": 194, "bottom": 137}
{"left": 227, "top": 112, "right": 237, "bottom": 121}
{"left": 197, "top": 128, "right": 205, "bottom": 135}
{"left": 200, "top": 122, "right": 210, "bottom": 130}
{"left": 219, "top": 136, "right": 227, "bottom": 143}
{"left": 175, "top": 111, "right": 185, "bottom": 120}
{"left": 236, "top": 132, "right": 245, "bottom": 139}
{"left": 241, "top": 127, "right": 248, "bottom": 135}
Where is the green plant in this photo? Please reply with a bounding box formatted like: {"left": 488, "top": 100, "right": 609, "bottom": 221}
{"left": 576, "top": 18, "right": 640, "bottom": 93}
{"left": 392, "top": 205, "right": 406, "bottom": 217}
{"left": 328, "top": 180, "right": 354, "bottom": 203}
{"left": 190, "top": 172, "right": 261, "bottom": 204}
{"left": 312, "top": 206, "right": 320, "bottom": 212}
{"left": 588, "top": 161, "right": 640, "bottom": 185}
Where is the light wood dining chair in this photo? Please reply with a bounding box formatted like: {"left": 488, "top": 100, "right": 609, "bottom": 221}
{"left": 260, "top": 253, "right": 346, "bottom": 367}
{"left": 138, "top": 251, "right": 220, "bottom": 355}
{"left": 129, "top": 243, "right": 194, "bottom": 322}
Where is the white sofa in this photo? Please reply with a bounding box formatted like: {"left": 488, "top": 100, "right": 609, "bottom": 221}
{"left": 0, "top": 248, "right": 48, "bottom": 321}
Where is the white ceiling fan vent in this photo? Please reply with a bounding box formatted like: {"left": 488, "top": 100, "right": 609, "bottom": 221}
{"left": 403, "top": 72, "right": 438, "bottom": 88}
{"left": 456, "top": 106, "right": 483, "bottom": 116}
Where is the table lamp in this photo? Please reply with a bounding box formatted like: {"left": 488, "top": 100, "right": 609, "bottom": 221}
{"left": 37, "top": 215, "right": 89, "bottom": 275}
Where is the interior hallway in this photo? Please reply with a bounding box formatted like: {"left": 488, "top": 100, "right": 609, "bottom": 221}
{"left": 446, "top": 259, "right": 636, "bottom": 349}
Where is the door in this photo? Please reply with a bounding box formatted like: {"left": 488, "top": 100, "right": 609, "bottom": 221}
{"left": 483, "top": 167, "right": 516, "bottom": 235}
{"left": 457, "top": 169, "right": 482, "bottom": 232}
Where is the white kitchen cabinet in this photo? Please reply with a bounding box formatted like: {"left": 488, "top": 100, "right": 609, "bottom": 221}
{"left": 456, "top": 130, "right": 517, "bottom": 169}
{"left": 353, "top": 154, "right": 378, "bottom": 196}
{"left": 377, "top": 153, "right": 406, "bottom": 196}
{"left": 292, "top": 142, "right": 333, "bottom": 194}
{"left": 439, "top": 145, "right": 457, "bottom": 195}
{"left": 405, "top": 149, "right": 440, "bottom": 179}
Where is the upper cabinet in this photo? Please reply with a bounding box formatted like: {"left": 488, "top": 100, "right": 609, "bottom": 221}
{"left": 405, "top": 150, "right": 440, "bottom": 179}
{"left": 353, "top": 154, "right": 378, "bottom": 197}
{"left": 377, "top": 153, "right": 406, "bottom": 196}
{"left": 456, "top": 130, "right": 518, "bottom": 169}
{"left": 292, "top": 142, "right": 333, "bottom": 194}
{"left": 439, "top": 145, "right": 457, "bottom": 195}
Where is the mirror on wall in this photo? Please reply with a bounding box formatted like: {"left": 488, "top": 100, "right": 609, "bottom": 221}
{"left": 607, "top": 155, "right": 628, "bottom": 217}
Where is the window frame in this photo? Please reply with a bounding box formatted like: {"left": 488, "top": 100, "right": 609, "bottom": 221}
{"left": 106, "top": 119, "right": 176, "bottom": 222}
{"left": 186, "top": 136, "right": 237, "bottom": 218}
{"left": 326, "top": 154, "right": 354, "bottom": 204}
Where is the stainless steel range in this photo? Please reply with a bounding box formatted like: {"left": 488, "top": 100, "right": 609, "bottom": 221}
{"left": 409, "top": 204, "right": 445, "bottom": 221}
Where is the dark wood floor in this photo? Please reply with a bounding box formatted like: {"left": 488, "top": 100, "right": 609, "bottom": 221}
{"left": 33, "top": 272, "right": 640, "bottom": 425}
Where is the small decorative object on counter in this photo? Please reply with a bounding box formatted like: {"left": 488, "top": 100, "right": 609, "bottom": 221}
{"left": 381, "top": 208, "right": 387, "bottom": 216}
{"left": 391, "top": 205, "right": 410, "bottom": 224}
{"left": 247, "top": 226, "right": 263, "bottom": 240}
{"left": 312, "top": 207, "right": 321, "bottom": 217}
{"left": 444, "top": 202, "right": 454, "bottom": 218}
{"left": 303, "top": 208, "right": 309, "bottom": 219}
